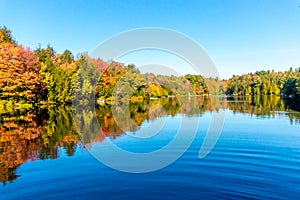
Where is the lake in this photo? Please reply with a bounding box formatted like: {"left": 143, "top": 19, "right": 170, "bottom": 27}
{"left": 1, "top": 96, "right": 300, "bottom": 199}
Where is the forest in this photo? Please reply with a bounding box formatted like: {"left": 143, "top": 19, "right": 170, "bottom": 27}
{"left": 0, "top": 25, "right": 300, "bottom": 112}
{"left": 225, "top": 69, "right": 300, "bottom": 97}
{"left": 1, "top": 25, "right": 300, "bottom": 185}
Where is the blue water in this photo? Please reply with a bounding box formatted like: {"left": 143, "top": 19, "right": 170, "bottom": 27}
{"left": 1, "top": 108, "right": 300, "bottom": 200}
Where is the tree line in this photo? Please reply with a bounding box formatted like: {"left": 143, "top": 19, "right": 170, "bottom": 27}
{"left": 0, "top": 26, "right": 211, "bottom": 108}
{"left": 0, "top": 26, "right": 299, "bottom": 110}
{"left": 225, "top": 69, "right": 300, "bottom": 97}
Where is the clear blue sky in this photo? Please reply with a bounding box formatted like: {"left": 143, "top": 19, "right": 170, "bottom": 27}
{"left": 1, "top": 0, "right": 300, "bottom": 78}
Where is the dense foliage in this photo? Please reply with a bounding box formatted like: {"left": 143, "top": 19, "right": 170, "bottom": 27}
{"left": 225, "top": 69, "right": 300, "bottom": 97}
{"left": 0, "top": 26, "right": 299, "bottom": 109}
{"left": 0, "top": 27, "right": 214, "bottom": 107}
{"left": 0, "top": 42, "right": 42, "bottom": 103}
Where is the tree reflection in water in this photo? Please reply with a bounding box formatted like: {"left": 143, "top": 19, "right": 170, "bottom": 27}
{"left": 1, "top": 96, "right": 299, "bottom": 185}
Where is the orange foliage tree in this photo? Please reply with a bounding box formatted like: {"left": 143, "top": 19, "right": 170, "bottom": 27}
{"left": 0, "top": 42, "right": 42, "bottom": 103}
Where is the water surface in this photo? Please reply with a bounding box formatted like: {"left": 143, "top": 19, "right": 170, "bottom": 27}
{"left": 1, "top": 96, "right": 300, "bottom": 199}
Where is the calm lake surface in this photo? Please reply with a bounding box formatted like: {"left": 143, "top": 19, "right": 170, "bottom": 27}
{"left": 1, "top": 96, "right": 300, "bottom": 199}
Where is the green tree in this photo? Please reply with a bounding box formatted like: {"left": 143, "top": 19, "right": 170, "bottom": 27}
{"left": 60, "top": 49, "right": 74, "bottom": 64}
{"left": 0, "top": 26, "right": 16, "bottom": 45}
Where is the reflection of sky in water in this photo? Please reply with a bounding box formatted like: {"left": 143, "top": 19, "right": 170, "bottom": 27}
{"left": 92, "top": 112, "right": 213, "bottom": 154}
{"left": 91, "top": 108, "right": 300, "bottom": 155}
{"left": 2, "top": 99, "right": 300, "bottom": 199}
{"left": 112, "top": 115, "right": 182, "bottom": 153}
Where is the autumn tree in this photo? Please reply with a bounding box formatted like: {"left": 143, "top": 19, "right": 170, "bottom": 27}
{"left": 36, "top": 45, "right": 79, "bottom": 104}
{"left": 0, "top": 42, "right": 42, "bottom": 103}
{"left": 185, "top": 74, "right": 208, "bottom": 95}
